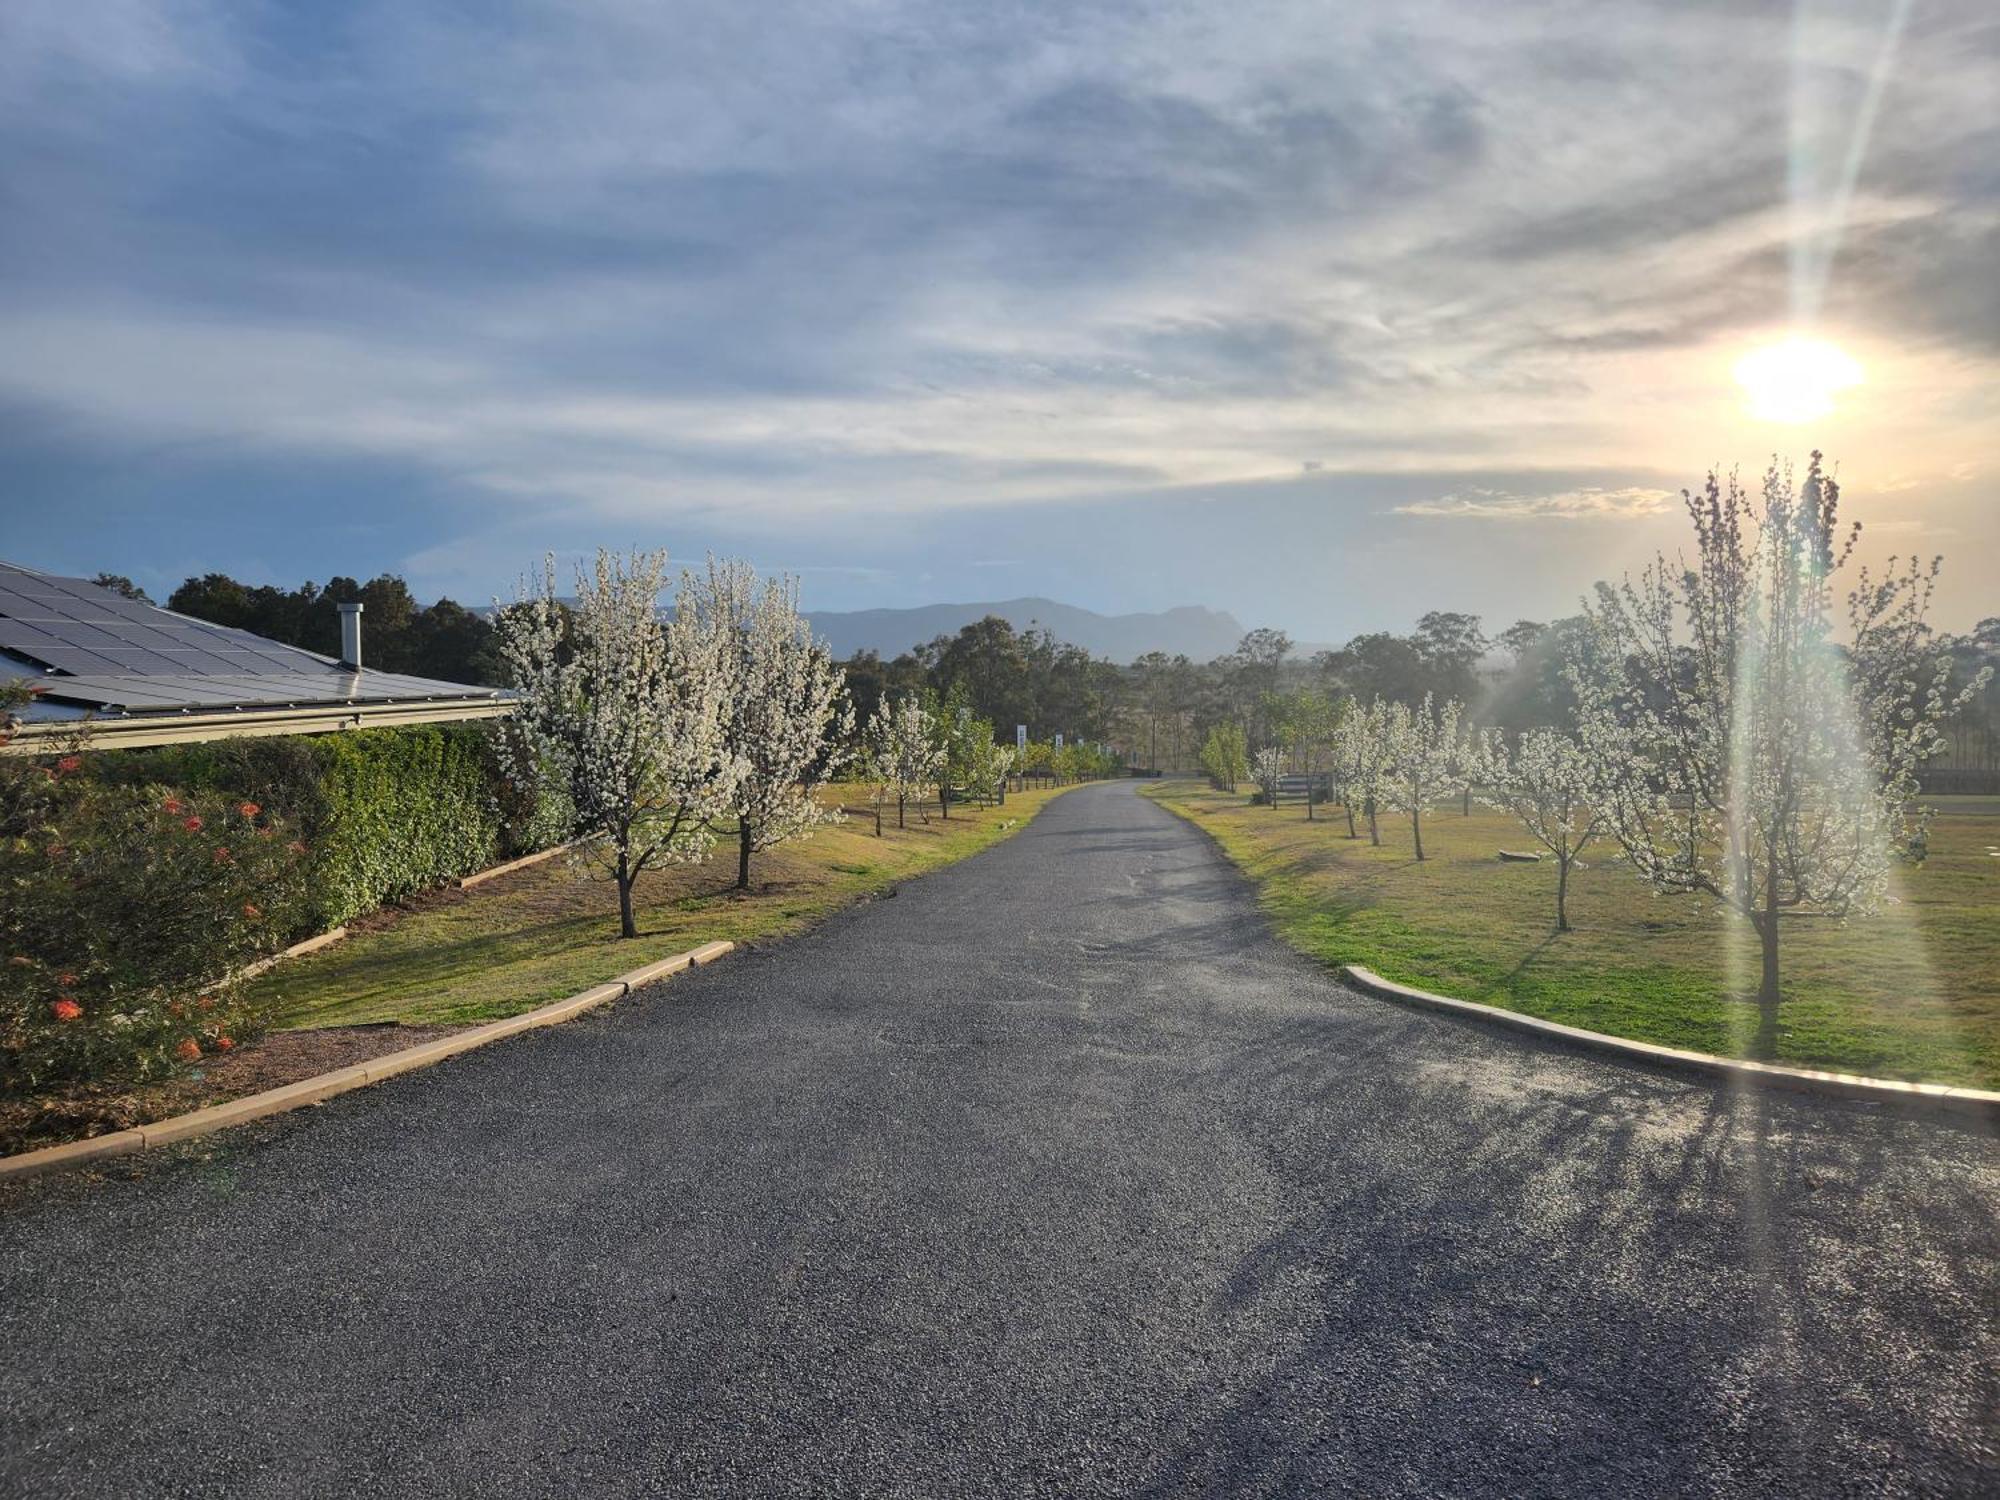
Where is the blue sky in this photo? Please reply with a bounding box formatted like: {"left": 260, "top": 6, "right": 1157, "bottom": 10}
{"left": 1, "top": 0, "right": 1994, "bottom": 638}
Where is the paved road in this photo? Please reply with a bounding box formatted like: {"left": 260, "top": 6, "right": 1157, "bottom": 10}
{"left": 4, "top": 781, "right": 1997, "bottom": 1497}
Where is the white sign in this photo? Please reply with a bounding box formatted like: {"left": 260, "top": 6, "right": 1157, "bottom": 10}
{"left": 1054, "top": 733, "right": 1064, "bottom": 752}
{"left": 1016, "top": 724, "right": 1027, "bottom": 751}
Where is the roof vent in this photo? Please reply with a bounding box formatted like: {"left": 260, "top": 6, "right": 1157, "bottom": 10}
{"left": 338, "top": 602, "right": 364, "bottom": 670}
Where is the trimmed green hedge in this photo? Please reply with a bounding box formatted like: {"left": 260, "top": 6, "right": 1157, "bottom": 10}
{"left": 96, "top": 723, "right": 569, "bottom": 931}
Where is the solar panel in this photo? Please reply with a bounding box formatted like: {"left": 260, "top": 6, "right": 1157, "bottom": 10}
{"left": 0, "top": 561, "right": 501, "bottom": 718}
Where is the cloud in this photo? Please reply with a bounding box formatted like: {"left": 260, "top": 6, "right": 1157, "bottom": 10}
{"left": 1396, "top": 486, "right": 1678, "bottom": 520}
{"left": 0, "top": 0, "right": 1993, "bottom": 626}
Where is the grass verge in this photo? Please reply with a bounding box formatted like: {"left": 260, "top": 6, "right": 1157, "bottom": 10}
{"left": 1146, "top": 782, "right": 2000, "bottom": 1089}
{"left": 250, "top": 783, "right": 1074, "bottom": 1029}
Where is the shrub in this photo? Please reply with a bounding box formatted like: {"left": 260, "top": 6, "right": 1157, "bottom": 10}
{"left": 97, "top": 723, "right": 568, "bottom": 931}
{"left": 1, "top": 758, "right": 310, "bottom": 1095}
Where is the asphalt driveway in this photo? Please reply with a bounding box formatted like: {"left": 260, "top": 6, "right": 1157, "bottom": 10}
{"left": 3, "top": 779, "right": 1996, "bottom": 1497}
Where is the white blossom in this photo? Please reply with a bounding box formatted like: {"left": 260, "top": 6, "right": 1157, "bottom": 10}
{"left": 1381, "top": 693, "right": 1463, "bottom": 860}
{"left": 497, "top": 548, "right": 736, "bottom": 938}
{"left": 1569, "top": 455, "right": 1985, "bottom": 1051}
{"left": 1488, "top": 729, "right": 1604, "bottom": 932}
{"left": 1252, "top": 746, "right": 1285, "bottom": 806}
{"left": 681, "top": 558, "right": 854, "bottom": 890}
{"left": 1329, "top": 696, "right": 1394, "bottom": 843}
{"left": 863, "top": 695, "right": 946, "bottom": 831}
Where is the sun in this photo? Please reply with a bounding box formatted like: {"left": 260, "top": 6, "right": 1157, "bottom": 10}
{"left": 1733, "top": 336, "right": 1864, "bottom": 424}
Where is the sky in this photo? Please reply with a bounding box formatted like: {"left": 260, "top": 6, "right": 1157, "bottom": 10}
{"left": 1, "top": 0, "right": 1994, "bottom": 642}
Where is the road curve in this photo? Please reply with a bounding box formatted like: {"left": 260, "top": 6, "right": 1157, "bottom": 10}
{"left": 3, "top": 780, "right": 1996, "bottom": 1498}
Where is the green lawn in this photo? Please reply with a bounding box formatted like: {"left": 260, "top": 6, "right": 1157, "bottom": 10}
{"left": 1146, "top": 783, "right": 2000, "bottom": 1089}
{"left": 247, "top": 784, "right": 1077, "bottom": 1030}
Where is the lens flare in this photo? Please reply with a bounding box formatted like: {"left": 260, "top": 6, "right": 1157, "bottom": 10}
{"left": 1733, "top": 337, "right": 1864, "bottom": 424}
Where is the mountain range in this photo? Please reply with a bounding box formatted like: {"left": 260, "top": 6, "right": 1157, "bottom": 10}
{"left": 802, "top": 597, "right": 1249, "bottom": 663}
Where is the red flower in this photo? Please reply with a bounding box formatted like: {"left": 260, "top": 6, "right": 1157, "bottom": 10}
{"left": 242, "top": 902, "right": 262, "bottom": 920}
{"left": 168, "top": 1002, "right": 186, "bottom": 1018}
{"left": 58, "top": 972, "right": 77, "bottom": 986}
{"left": 212, "top": 846, "right": 234, "bottom": 864}
{"left": 238, "top": 801, "right": 261, "bottom": 819}
{"left": 215, "top": 1036, "right": 235, "bottom": 1052}
{"left": 163, "top": 796, "right": 184, "bottom": 815}
{"left": 50, "top": 998, "right": 82, "bottom": 1022}
{"left": 196, "top": 995, "right": 215, "bottom": 1011}
{"left": 182, "top": 815, "right": 204, "bottom": 832}
{"left": 55, "top": 754, "right": 83, "bottom": 774}
{"left": 286, "top": 840, "right": 309, "bottom": 856}
{"left": 175, "top": 1039, "right": 202, "bottom": 1062}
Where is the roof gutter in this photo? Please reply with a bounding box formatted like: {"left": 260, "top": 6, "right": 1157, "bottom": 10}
{"left": 0, "top": 697, "right": 513, "bottom": 754}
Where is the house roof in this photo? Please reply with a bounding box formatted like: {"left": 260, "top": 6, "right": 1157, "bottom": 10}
{"left": 1, "top": 561, "right": 509, "bottom": 749}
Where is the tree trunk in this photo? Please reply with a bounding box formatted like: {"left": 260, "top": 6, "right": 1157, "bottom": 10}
{"left": 1754, "top": 911, "right": 1781, "bottom": 1059}
{"left": 1411, "top": 806, "right": 1425, "bottom": 861}
{"left": 1555, "top": 853, "right": 1571, "bottom": 932}
{"left": 1463, "top": 785, "right": 1472, "bottom": 816}
{"left": 1366, "top": 799, "right": 1379, "bottom": 845}
{"left": 1305, "top": 783, "right": 1314, "bottom": 820}
{"left": 940, "top": 784, "right": 950, "bottom": 819}
{"left": 1345, "top": 801, "right": 1357, "bottom": 839}
{"left": 736, "top": 820, "right": 753, "bottom": 891}
{"left": 897, "top": 793, "right": 906, "bottom": 830}
{"left": 616, "top": 851, "right": 638, "bottom": 940}
{"left": 874, "top": 799, "right": 882, "bottom": 837}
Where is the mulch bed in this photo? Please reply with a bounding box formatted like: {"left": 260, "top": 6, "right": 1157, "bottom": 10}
{"left": 1, "top": 1022, "right": 469, "bottom": 1157}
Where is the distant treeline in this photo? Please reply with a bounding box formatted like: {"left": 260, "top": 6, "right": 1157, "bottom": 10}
{"left": 140, "top": 569, "right": 2000, "bottom": 771}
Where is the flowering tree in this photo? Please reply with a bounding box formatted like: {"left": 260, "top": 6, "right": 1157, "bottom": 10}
{"left": 1451, "top": 723, "right": 1503, "bottom": 817}
{"left": 1488, "top": 729, "right": 1604, "bottom": 932}
{"left": 1252, "top": 746, "right": 1285, "bottom": 807}
{"left": 1572, "top": 455, "right": 1980, "bottom": 1053}
{"left": 1382, "top": 694, "right": 1462, "bottom": 860}
{"left": 682, "top": 559, "right": 853, "bottom": 890}
{"left": 864, "top": 694, "right": 945, "bottom": 830}
{"left": 1330, "top": 696, "right": 1393, "bottom": 842}
{"left": 498, "top": 549, "right": 735, "bottom": 939}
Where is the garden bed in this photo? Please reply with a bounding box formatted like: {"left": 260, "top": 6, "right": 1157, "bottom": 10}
{"left": 0, "top": 1022, "right": 467, "bottom": 1156}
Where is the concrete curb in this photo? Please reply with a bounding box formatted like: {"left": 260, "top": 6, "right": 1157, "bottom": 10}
{"left": 235, "top": 926, "right": 349, "bottom": 983}
{"left": 454, "top": 838, "right": 582, "bottom": 889}
{"left": 0, "top": 940, "right": 736, "bottom": 1183}
{"left": 1338, "top": 964, "right": 2000, "bottom": 1124}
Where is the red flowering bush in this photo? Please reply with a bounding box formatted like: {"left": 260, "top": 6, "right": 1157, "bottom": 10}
{"left": 1, "top": 741, "right": 310, "bottom": 1095}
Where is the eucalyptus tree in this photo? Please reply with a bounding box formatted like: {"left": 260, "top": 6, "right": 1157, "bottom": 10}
{"left": 1383, "top": 694, "right": 1462, "bottom": 861}
{"left": 1488, "top": 730, "right": 1604, "bottom": 932}
{"left": 1285, "top": 689, "right": 1338, "bottom": 820}
{"left": 1572, "top": 455, "right": 1981, "bottom": 1054}
{"left": 497, "top": 549, "right": 735, "bottom": 939}
{"left": 683, "top": 559, "right": 854, "bottom": 891}
{"left": 1199, "top": 721, "right": 1247, "bottom": 792}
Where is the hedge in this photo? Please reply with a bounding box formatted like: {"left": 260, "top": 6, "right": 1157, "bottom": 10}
{"left": 94, "top": 722, "right": 569, "bottom": 932}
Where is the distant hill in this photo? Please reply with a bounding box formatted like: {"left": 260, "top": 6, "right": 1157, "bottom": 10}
{"left": 804, "top": 597, "right": 1248, "bottom": 663}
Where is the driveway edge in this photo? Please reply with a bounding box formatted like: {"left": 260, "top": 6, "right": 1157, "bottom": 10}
{"left": 1339, "top": 964, "right": 2000, "bottom": 1123}
{"left": 0, "top": 939, "right": 735, "bottom": 1182}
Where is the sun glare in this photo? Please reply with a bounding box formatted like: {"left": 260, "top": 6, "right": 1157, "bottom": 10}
{"left": 1733, "top": 336, "right": 1865, "bottom": 424}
